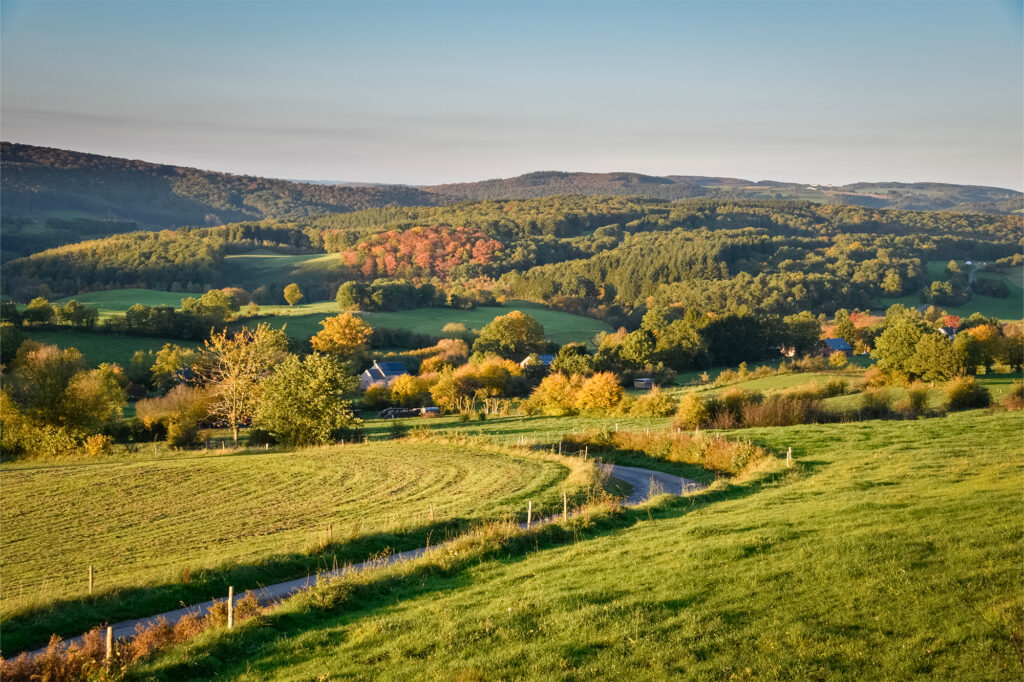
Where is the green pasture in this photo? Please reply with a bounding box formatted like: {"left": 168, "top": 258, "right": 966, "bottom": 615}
{"left": 20, "top": 330, "right": 191, "bottom": 368}
{"left": 136, "top": 410, "right": 1023, "bottom": 679}
{"left": 880, "top": 260, "right": 1023, "bottom": 320}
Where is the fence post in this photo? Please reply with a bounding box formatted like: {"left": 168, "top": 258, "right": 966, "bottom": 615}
{"left": 89, "top": 565, "right": 94, "bottom": 594}
{"left": 527, "top": 501, "right": 532, "bottom": 529}
{"left": 786, "top": 447, "right": 792, "bottom": 468}
{"left": 584, "top": 446, "right": 588, "bottom": 459}
{"left": 227, "top": 586, "right": 234, "bottom": 629}
{"left": 562, "top": 491, "right": 568, "bottom": 520}
{"left": 105, "top": 626, "right": 113, "bottom": 662}
{"left": 558, "top": 440, "right": 562, "bottom": 456}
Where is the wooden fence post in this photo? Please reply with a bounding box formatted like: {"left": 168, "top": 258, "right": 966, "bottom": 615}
{"left": 89, "top": 565, "right": 94, "bottom": 594}
{"left": 527, "top": 501, "right": 532, "bottom": 529}
{"left": 105, "top": 626, "right": 113, "bottom": 662}
{"left": 562, "top": 491, "right": 568, "bottom": 520}
{"left": 786, "top": 447, "right": 792, "bottom": 468}
{"left": 227, "top": 586, "right": 234, "bottom": 629}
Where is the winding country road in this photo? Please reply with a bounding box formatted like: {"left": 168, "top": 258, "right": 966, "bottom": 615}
{"left": 29, "top": 464, "right": 704, "bottom": 656}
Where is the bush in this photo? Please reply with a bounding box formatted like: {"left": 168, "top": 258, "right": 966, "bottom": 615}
{"left": 630, "top": 386, "right": 677, "bottom": 417}
{"left": 828, "top": 351, "right": 849, "bottom": 369}
{"left": 673, "top": 392, "right": 710, "bottom": 429}
{"left": 718, "top": 388, "right": 761, "bottom": 418}
{"left": 83, "top": 434, "right": 113, "bottom": 456}
{"left": 741, "top": 395, "right": 822, "bottom": 427}
{"left": 944, "top": 377, "right": 991, "bottom": 411}
{"left": 167, "top": 420, "right": 201, "bottom": 448}
{"left": 859, "top": 388, "right": 893, "bottom": 419}
{"left": 248, "top": 428, "right": 277, "bottom": 446}
{"left": 575, "top": 371, "right": 624, "bottom": 413}
{"left": 900, "top": 382, "right": 931, "bottom": 417}
{"left": 363, "top": 383, "right": 392, "bottom": 409}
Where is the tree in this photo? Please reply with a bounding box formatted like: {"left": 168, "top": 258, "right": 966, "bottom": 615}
{"left": 472, "top": 311, "right": 546, "bottom": 359}
{"left": 833, "top": 309, "right": 858, "bottom": 346}
{"left": 881, "top": 270, "right": 903, "bottom": 295}
{"left": 7, "top": 343, "right": 85, "bottom": 424}
{"left": 872, "top": 315, "right": 928, "bottom": 378}
{"left": 654, "top": 320, "right": 705, "bottom": 370}
{"left": 551, "top": 344, "right": 595, "bottom": 376}
{"left": 63, "top": 364, "right": 127, "bottom": 432}
{"left": 24, "top": 297, "right": 55, "bottom": 324}
{"left": 999, "top": 328, "right": 1023, "bottom": 372}
{"left": 828, "top": 350, "right": 849, "bottom": 369}
{"left": 136, "top": 384, "right": 212, "bottom": 447}
{"left": 783, "top": 311, "right": 823, "bottom": 357}
{"left": 909, "top": 332, "right": 963, "bottom": 381}
{"left": 526, "top": 372, "right": 579, "bottom": 416}
{"left": 0, "top": 322, "right": 24, "bottom": 365}
{"left": 254, "top": 353, "right": 360, "bottom": 446}
{"left": 575, "top": 371, "right": 623, "bottom": 413}
{"left": 284, "top": 283, "right": 304, "bottom": 307}
{"left": 195, "top": 324, "right": 289, "bottom": 446}
{"left": 388, "top": 374, "right": 432, "bottom": 407}
{"left": 151, "top": 344, "right": 200, "bottom": 390}
{"left": 619, "top": 329, "right": 655, "bottom": 369}
{"left": 311, "top": 313, "right": 372, "bottom": 359}
{"left": 336, "top": 281, "right": 368, "bottom": 310}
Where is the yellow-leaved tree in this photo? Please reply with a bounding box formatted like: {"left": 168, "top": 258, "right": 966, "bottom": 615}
{"left": 311, "top": 313, "right": 373, "bottom": 360}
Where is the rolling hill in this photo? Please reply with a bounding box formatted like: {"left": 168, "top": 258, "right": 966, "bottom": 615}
{"left": 2, "top": 143, "right": 1021, "bottom": 260}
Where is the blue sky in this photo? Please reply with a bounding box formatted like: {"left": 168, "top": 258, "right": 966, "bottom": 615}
{"left": 2, "top": 0, "right": 1021, "bottom": 187}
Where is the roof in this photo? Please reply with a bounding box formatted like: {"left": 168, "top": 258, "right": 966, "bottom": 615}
{"left": 822, "top": 338, "right": 853, "bottom": 351}
{"left": 373, "top": 361, "right": 408, "bottom": 376}
{"left": 520, "top": 354, "right": 556, "bottom": 367}
{"left": 938, "top": 326, "right": 957, "bottom": 338}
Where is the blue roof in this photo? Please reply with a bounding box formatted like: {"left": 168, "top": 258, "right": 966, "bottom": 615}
{"left": 374, "top": 361, "right": 408, "bottom": 375}
{"left": 823, "top": 338, "right": 853, "bottom": 351}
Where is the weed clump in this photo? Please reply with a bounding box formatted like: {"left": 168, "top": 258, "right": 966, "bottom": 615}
{"left": 944, "top": 377, "right": 991, "bottom": 411}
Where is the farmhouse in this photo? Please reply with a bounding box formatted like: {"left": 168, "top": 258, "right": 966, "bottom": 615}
{"left": 938, "top": 326, "right": 957, "bottom": 341}
{"left": 817, "top": 338, "right": 854, "bottom": 358}
{"left": 359, "top": 361, "right": 409, "bottom": 391}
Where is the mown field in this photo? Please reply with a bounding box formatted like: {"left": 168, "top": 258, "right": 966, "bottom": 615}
{"left": 134, "top": 409, "right": 1024, "bottom": 680}
{"left": 0, "top": 440, "right": 585, "bottom": 654}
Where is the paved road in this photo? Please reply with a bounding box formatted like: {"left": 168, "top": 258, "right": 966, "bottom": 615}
{"left": 29, "top": 464, "right": 704, "bottom": 655}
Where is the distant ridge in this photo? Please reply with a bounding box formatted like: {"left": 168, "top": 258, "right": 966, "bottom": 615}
{"left": 2, "top": 142, "right": 1021, "bottom": 259}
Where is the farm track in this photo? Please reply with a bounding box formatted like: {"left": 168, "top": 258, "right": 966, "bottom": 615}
{"left": 28, "top": 464, "right": 704, "bottom": 656}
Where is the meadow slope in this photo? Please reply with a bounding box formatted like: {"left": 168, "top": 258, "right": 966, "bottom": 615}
{"left": 134, "top": 410, "right": 1023, "bottom": 680}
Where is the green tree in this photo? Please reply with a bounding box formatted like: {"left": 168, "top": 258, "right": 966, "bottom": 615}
{"left": 833, "top": 309, "right": 858, "bottom": 345}
{"left": 620, "top": 329, "right": 655, "bottom": 369}
{"left": 151, "top": 344, "right": 201, "bottom": 390}
{"left": 909, "top": 332, "right": 963, "bottom": 381}
{"left": 196, "top": 324, "right": 289, "bottom": 446}
{"left": 550, "top": 343, "right": 595, "bottom": 376}
{"left": 472, "top": 311, "right": 546, "bottom": 359}
{"left": 654, "top": 320, "right": 705, "bottom": 370}
{"left": 63, "top": 364, "right": 127, "bottom": 432}
{"left": 7, "top": 343, "right": 85, "bottom": 424}
{"left": 872, "top": 315, "right": 928, "bottom": 378}
{"left": 0, "top": 322, "right": 24, "bottom": 365}
{"left": 284, "top": 283, "right": 304, "bottom": 307}
{"left": 881, "top": 270, "right": 903, "bottom": 295}
{"left": 783, "top": 311, "right": 823, "bottom": 356}
{"left": 254, "top": 353, "right": 360, "bottom": 446}
{"left": 24, "top": 297, "right": 55, "bottom": 324}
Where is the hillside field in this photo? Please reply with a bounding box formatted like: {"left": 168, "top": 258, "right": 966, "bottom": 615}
{"left": 135, "top": 409, "right": 1024, "bottom": 680}
{"left": 20, "top": 330, "right": 193, "bottom": 368}
{"left": 881, "top": 261, "right": 1023, "bottom": 321}
{"left": 0, "top": 440, "right": 585, "bottom": 654}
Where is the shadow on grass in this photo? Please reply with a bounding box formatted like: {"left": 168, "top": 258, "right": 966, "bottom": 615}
{"left": 130, "top": 461, "right": 823, "bottom": 681}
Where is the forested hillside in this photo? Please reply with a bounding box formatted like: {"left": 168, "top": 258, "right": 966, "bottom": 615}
{"left": 5, "top": 197, "right": 1019, "bottom": 325}
{"left": 2, "top": 144, "right": 1020, "bottom": 261}
{"left": 0, "top": 143, "right": 439, "bottom": 257}
{"left": 425, "top": 171, "right": 1023, "bottom": 213}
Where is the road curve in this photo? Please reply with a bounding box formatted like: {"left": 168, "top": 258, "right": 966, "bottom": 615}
{"left": 28, "top": 464, "right": 705, "bottom": 656}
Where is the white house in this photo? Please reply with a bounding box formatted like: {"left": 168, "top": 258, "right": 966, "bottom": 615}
{"left": 359, "top": 361, "right": 409, "bottom": 391}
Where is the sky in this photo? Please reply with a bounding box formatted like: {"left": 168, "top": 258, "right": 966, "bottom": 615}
{"left": 2, "top": 0, "right": 1022, "bottom": 188}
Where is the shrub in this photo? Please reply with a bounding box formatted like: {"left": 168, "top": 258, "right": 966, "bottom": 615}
{"left": 828, "top": 351, "right": 849, "bottom": 369}
{"left": 575, "top": 371, "right": 624, "bottom": 413}
{"left": 861, "top": 365, "right": 889, "bottom": 388}
{"left": 673, "top": 392, "right": 710, "bottom": 429}
{"left": 630, "top": 386, "right": 677, "bottom": 417}
{"left": 741, "top": 395, "right": 822, "bottom": 427}
{"left": 901, "top": 382, "right": 931, "bottom": 417}
{"left": 525, "top": 372, "right": 579, "bottom": 416}
{"left": 718, "top": 388, "right": 761, "bottom": 418}
{"left": 859, "top": 388, "right": 893, "bottom": 419}
{"left": 944, "top": 377, "right": 991, "bottom": 411}
{"left": 248, "top": 428, "right": 277, "bottom": 446}
{"left": 363, "top": 383, "right": 392, "bottom": 409}
{"left": 83, "top": 434, "right": 113, "bottom": 456}
{"left": 167, "top": 420, "right": 201, "bottom": 448}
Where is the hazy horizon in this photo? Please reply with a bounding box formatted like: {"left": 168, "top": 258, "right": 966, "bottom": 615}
{"left": 3, "top": 0, "right": 1022, "bottom": 189}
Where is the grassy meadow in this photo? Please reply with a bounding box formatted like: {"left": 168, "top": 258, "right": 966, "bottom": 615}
{"left": 0, "top": 439, "right": 588, "bottom": 654}
{"left": 132, "top": 409, "right": 1024, "bottom": 680}
{"left": 19, "top": 330, "right": 193, "bottom": 368}
{"left": 880, "top": 260, "right": 1023, "bottom": 320}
